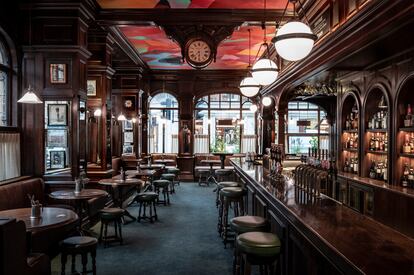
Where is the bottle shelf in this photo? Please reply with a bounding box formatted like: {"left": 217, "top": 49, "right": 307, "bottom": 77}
{"left": 343, "top": 148, "right": 358, "bottom": 152}
{"left": 399, "top": 153, "right": 414, "bottom": 158}
{"left": 399, "top": 127, "right": 414, "bottom": 132}
{"left": 343, "top": 129, "right": 358, "bottom": 133}
{"left": 366, "top": 150, "right": 388, "bottom": 155}
{"left": 366, "top": 129, "right": 388, "bottom": 133}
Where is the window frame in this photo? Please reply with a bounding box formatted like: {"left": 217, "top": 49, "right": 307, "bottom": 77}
{"left": 285, "top": 101, "right": 329, "bottom": 154}
{"left": 0, "top": 35, "right": 11, "bottom": 128}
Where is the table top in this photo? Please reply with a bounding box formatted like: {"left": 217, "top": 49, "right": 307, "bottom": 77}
{"left": 99, "top": 178, "right": 144, "bottom": 186}
{"left": 231, "top": 157, "right": 414, "bottom": 275}
{"left": 126, "top": 170, "right": 156, "bottom": 177}
{"left": 0, "top": 207, "right": 78, "bottom": 233}
{"left": 49, "top": 189, "right": 108, "bottom": 200}
{"left": 201, "top": 159, "right": 221, "bottom": 164}
{"left": 139, "top": 164, "right": 165, "bottom": 169}
{"left": 212, "top": 152, "right": 234, "bottom": 156}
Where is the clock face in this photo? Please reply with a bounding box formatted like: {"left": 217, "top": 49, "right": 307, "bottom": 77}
{"left": 187, "top": 40, "right": 212, "bottom": 65}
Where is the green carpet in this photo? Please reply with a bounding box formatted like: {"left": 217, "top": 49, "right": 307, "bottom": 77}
{"left": 51, "top": 183, "right": 233, "bottom": 275}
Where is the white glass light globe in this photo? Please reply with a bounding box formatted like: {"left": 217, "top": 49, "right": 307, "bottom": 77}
{"left": 262, "top": 96, "right": 272, "bottom": 107}
{"left": 117, "top": 113, "right": 126, "bottom": 121}
{"left": 252, "top": 58, "right": 278, "bottom": 86}
{"left": 250, "top": 104, "right": 258, "bottom": 112}
{"left": 239, "top": 77, "right": 260, "bottom": 97}
{"left": 93, "top": 109, "right": 102, "bottom": 117}
{"left": 274, "top": 21, "right": 316, "bottom": 61}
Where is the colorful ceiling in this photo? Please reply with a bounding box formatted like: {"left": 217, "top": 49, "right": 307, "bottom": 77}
{"left": 98, "top": 0, "right": 288, "bottom": 9}
{"left": 119, "top": 25, "right": 276, "bottom": 70}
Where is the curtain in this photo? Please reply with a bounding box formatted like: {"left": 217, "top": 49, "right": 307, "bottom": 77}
{"left": 241, "top": 135, "right": 256, "bottom": 153}
{"left": 0, "top": 133, "right": 20, "bottom": 181}
{"left": 171, "top": 134, "right": 179, "bottom": 153}
{"left": 148, "top": 134, "right": 155, "bottom": 153}
{"left": 194, "top": 134, "right": 209, "bottom": 153}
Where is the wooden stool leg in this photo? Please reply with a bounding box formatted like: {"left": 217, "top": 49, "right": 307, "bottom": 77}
{"left": 166, "top": 188, "right": 170, "bottom": 204}
{"left": 99, "top": 222, "right": 103, "bottom": 242}
{"left": 61, "top": 252, "right": 67, "bottom": 275}
{"left": 91, "top": 249, "right": 97, "bottom": 275}
{"left": 153, "top": 201, "right": 158, "bottom": 220}
{"left": 71, "top": 254, "right": 76, "bottom": 273}
{"left": 114, "top": 220, "right": 118, "bottom": 238}
{"left": 118, "top": 219, "right": 123, "bottom": 244}
{"left": 149, "top": 201, "right": 154, "bottom": 223}
{"left": 103, "top": 222, "right": 108, "bottom": 248}
{"left": 81, "top": 253, "right": 88, "bottom": 275}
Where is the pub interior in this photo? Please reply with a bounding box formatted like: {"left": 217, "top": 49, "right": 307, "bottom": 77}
{"left": 1, "top": 0, "right": 414, "bottom": 274}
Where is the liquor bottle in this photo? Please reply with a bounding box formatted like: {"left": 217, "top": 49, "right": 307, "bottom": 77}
{"left": 382, "top": 111, "right": 387, "bottom": 129}
{"left": 369, "top": 134, "right": 375, "bottom": 151}
{"left": 403, "top": 134, "right": 411, "bottom": 153}
{"left": 369, "top": 161, "right": 377, "bottom": 179}
{"left": 353, "top": 157, "right": 358, "bottom": 173}
{"left": 409, "top": 166, "right": 414, "bottom": 187}
{"left": 349, "top": 135, "right": 354, "bottom": 148}
{"left": 352, "top": 112, "right": 358, "bottom": 130}
{"left": 383, "top": 160, "right": 387, "bottom": 181}
{"left": 376, "top": 161, "right": 383, "bottom": 180}
{"left": 344, "top": 158, "right": 350, "bottom": 172}
{"left": 410, "top": 133, "right": 414, "bottom": 153}
{"left": 402, "top": 163, "right": 409, "bottom": 187}
{"left": 345, "top": 115, "right": 350, "bottom": 130}
{"left": 404, "top": 104, "right": 413, "bottom": 127}
{"left": 374, "top": 133, "right": 380, "bottom": 151}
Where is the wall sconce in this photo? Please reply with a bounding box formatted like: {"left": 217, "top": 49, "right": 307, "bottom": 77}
{"left": 94, "top": 108, "right": 102, "bottom": 117}
{"left": 117, "top": 113, "right": 126, "bottom": 121}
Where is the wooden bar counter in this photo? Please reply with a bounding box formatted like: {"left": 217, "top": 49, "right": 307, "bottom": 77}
{"left": 231, "top": 158, "right": 414, "bottom": 275}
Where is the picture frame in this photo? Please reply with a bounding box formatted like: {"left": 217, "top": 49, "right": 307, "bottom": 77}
{"left": 124, "top": 131, "right": 134, "bottom": 143}
{"left": 124, "top": 120, "right": 133, "bottom": 130}
{"left": 48, "top": 104, "right": 68, "bottom": 126}
{"left": 47, "top": 129, "right": 67, "bottom": 148}
{"left": 50, "top": 151, "right": 66, "bottom": 169}
{"left": 87, "top": 80, "right": 97, "bottom": 96}
{"left": 123, "top": 145, "right": 134, "bottom": 154}
{"left": 50, "top": 64, "right": 67, "bottom": 84}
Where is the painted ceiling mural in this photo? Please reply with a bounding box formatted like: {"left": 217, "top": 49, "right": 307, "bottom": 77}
{"left": 98, "top": 0, "right": 288, "bottom": 9}
{"left": 119, "top": 25, "right": 276, "bottom": 70}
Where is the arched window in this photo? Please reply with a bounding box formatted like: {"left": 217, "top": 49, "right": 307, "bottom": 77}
{"left": 148, "top": 92, "right": 179, "bottom": 153}
{"left": 286, "top": 101, "right": 330, "bottom": 154}
{"left": 194, "top": 93, "right": 256, "bottom": 153}
{"left": 0, "top": 38, "right": 10, "bottom": 126}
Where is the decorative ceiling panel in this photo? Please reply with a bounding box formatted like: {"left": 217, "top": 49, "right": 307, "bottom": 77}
{"left": 98, "top": 0, "right": 288, "bottom": 9}
{"left": 120, "top": 25, "right": 276, "bottom": 70}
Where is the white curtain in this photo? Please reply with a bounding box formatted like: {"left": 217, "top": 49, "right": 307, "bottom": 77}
{"left": 241, "top": 135, "right": 256, "bottom": 153}
{"left": 149, "top": 134, "right": 155, "bottom": 153}
{"left": 171, "top": 134, "right": 179, "bottom": 153}
{"left": 194, "top": 134, "right": 209, "bottom": 153}
{"left": 0, "top": 133, "right": 20, "bottom": 181}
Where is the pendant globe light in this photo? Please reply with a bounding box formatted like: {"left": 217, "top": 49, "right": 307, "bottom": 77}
{"left": 251, "top": 0, "right": 279, "bottom": 86}
{"left": 250, "top": 103, "right": 258, "bottom": 113}
{"left": 239, "top": 29, "right": 260, "bottom": 98}
{"left": 262, "top": 96, "right": 272, "bottom": 107}
{"left": 272, "top": 0, "right": 317, "bottom": 62}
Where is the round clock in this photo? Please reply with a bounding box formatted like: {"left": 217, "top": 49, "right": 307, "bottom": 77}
{"left": 185, "top": 39, "right": 213, "bottom": 69}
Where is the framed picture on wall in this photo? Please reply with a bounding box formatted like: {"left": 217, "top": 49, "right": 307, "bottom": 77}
{"left": 124, "top": 120, "right": 133, "bottom": 130}
{"left": 124, "top": 131, "right": 134, "bottom": 143}
{"left": 123, "top": 145, "right": 134, "bottom": 154}
{"left": 47, "top": 129, "right": 67, "bottom": 147}
{"left": 87, "top": 80, "right": 97, "bottom": 96}
{"left": 50, "top": 64, "right": 67, "bottom": 84}
{"left": 50, "top": 151, "right": 66, "bottom": 169}
{"left": 48, "top": 104, "right": 68, "bottom": 126}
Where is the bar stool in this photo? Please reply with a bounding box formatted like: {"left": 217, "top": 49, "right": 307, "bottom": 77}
{"left": 134, "top": 191, "right": 158, "bottom": 223}
{"left": 230, "top": 216, "right": 270, "bottom": 274}
{"left": 167, "top": 167, "right": 180, "bottom": 186}
{"left": 153, "top": 179, "right": 170, "bottom": 205}
{"left": 161, "top": 173, "right": 176, "bottom": 194}
{"left": 215, "top": 168, "right": 234, "bottom": 182}
{"left": 236, "top": 232, "right": 281, "bottom": 275}
{"left": 60, "top": 236, "right": 98, "bottom": 275}
{"left": 216, "top": 181, "right": 239, "bottom": 208}
{"left": 197, "top": 168, "right": 211, "bottom": 186}
{"left": 219, "top": 187, "right": 246, "bottom": 247}
{"left": 99, "top": 208, "right": 124, "bottom": 247}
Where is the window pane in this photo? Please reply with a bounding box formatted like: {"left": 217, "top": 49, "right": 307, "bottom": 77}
{"left": 0, "top": 42, "right": 8, "bottom": 66}
{"left": 287, "top": 136, "right": 318, "bottom": 154}
{"left": 196, "top": 100, "right": 208, "bottom": 109}
{"left": 148, "top": 108, "right": 178, "bottom": 153}
{"left": 149, "top": 93, "right": 178, "bottom": 108}
{"left": 210, "top": 109, "right": 240, "bottom": 153}
{"left": 0, "top": 71, "right": 7, "bottom": 126}
{"left": 287, "top": 110, "right": 319, "bottom": 133}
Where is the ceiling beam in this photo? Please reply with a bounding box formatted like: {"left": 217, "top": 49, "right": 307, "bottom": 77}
{"left": 97, "top": 9, "right": 293, "bottom": 26}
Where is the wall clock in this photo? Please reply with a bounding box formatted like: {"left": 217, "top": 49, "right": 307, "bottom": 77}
{"left": 185, "top": 38, "right": 214, "bottom": 69}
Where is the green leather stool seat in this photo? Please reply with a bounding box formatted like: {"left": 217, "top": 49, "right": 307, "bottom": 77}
{"left": 220, "top": 187, "right": 246, "bottom": 198}
{"left": 135, "top": 191, "right": 158, "bottom": 202}
{"left": 230, "top": 216, "right": 269, "bottom": 234}
{"left": 161, "top": 173, "right": 175, "bottom": 180}
{"left": 167, "top": 168, "right": 180, "bottom": 174}
{"left": 218, "top": 181, "right": 239, "bottom": 189}
{"left": 62, "top": 236, "right": 98, "bottom": 248}
{"left": 100, "top": 208, "right": 125, "bottom": 220}
{"left": 237, "top": 232, "right": 281, "bottom": 257}
{"left": 215, "top": 169, "right": 233, "bottom": 176}
{"left": 153, "top": 179, "right": 170, "bottom": 188}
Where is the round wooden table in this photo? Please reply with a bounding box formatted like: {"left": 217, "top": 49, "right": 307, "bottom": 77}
{"left": 213, "top": 152, "right": 234, "bottom": 169}
{"left": 201, "top": 159, "right": 221, "bottom": 184}
{"left": 139, "top": 164, "right": 165, "bottom": 170}
{"left": 0, "top": 207, "right": 78, "bottom": 233}
{"left": 99, "top": 178, "right": 143, "bottom": 223}
{"left": 49, "top": 189, "right": 108, "bottom": 235}
{"left": 153, "top": 159, "right": 175, "bottom": 166}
